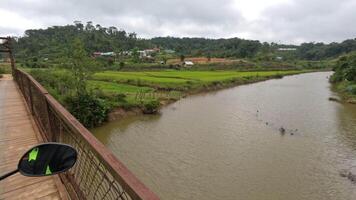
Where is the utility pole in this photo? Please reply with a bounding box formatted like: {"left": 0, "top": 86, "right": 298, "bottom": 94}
{"left": 0, "top": 37, "right": 16, "bottom": 76}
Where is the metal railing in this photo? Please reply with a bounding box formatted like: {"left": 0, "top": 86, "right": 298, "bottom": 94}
{"left": 14, "top": 69, "right": 159, "bottom": 200}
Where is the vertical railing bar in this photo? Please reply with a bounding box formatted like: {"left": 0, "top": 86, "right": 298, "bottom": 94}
{"left": 44, "top": 98, "right": 53, "bottom": 141}
{"left": 28, "top": 81, "right": 34, "bottom": 114}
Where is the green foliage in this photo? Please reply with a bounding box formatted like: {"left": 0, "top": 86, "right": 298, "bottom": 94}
{"left": 132, "top": 47, "right": 140, "bottom": 63}
{"left": 151, "top": 37, "right": 262, "bottom": 58}
{"left": 346, "top": 85, "right": 356, "bottom": 95}
{"left": 30, "top": 69, "right": 75, "bottom": 102}
{"left": 142, "top": 99, "right": 160, "bottom": 114}
{"left": 331, "top": 52, "right": 356, "bottom": 100}
{"left": 345, "top": 66, "right": 356, "bottom": 81}
{"left": 13, "top": 21, "right": 152, "bottom": 64}
{"left": 0, "top": 63, "right": 12, "bottom": 74}
{"left": 296, "top": 39, "right": 356, "bottom": 60}
{"left": 180, "top": 54, "right": 185, "bottom": 62}
{"left": 64, "top": 93, "right": 109, "bottom": 128}
{"left": 67, "top": 38, "right": 97, "bottom": 95}
{"left": 331, "top": 52, "right": 356, "bottom": 83}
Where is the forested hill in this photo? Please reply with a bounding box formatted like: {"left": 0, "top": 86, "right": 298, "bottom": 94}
{"left": 13, "top": 21, "right": 152, "bottom": 60}
{"left": 152, "top": 37, "right": 356, "bottom": 60}
{"left": 11, "top": 22, "right": 356, "bottom": 61}
{"left": 151, "top": 37, "right": 262, "bottom": 58}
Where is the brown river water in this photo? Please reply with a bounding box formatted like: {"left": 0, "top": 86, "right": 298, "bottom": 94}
{"left": 92, "top": 72, "right": 356, "bottom": 200}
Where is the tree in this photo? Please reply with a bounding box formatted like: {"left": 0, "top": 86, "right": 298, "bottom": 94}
{"left": 162, "top": 57, "right": 168, "bottom": 64}
{"left": 180, "top": 54, "right": 185, "bottom": 62}
{"left": 85, "top": 21, "right": 95, "bottom": 31}
{"left": 68, "top": 38, "right": 96, "bottom": 95}
{"left": 132, "top": 47, "right": 140, "bottom": 63}
{"left": 73, "top": 20, "right": 83, "bottom": 31}
{"left": 331, "top": 52, "right": 356, "bottom": 83}
{"left": 207, "top": 53, "right": 211, "bottom": 62}
{"left": 345, "top": 66, "right": 356, "bottom": 81}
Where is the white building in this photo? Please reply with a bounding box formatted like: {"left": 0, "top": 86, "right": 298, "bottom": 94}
{"left": 183, "top": 61, "right": 194, "bottom": 67}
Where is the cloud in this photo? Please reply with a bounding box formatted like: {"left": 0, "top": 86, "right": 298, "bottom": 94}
{"left": 0, "top": 0, "right": 355, "bottom": 44}
{"left": 255, "top": 0, "right": 356, "bottom": 43}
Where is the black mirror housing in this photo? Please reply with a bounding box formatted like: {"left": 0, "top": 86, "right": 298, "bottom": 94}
{"left": 18, "top": 142, "right": 77, "bottom": 177}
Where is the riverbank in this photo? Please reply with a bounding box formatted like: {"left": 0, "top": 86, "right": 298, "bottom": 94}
{"left": 27, "top": 68, "right": 318, "bottom": 126}
{"left": 105, "top": 70, "right": 315, "bottom": 122}
{"left": 332, "top": 81, "right": 356, "bottom": 104}
{"left": 92, "top": 72, "right": 356, "bottom": 200}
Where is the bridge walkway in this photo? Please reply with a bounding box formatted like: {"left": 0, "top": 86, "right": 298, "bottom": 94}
{"left": 0, "top": 75, "right": 67, "bottom": 200}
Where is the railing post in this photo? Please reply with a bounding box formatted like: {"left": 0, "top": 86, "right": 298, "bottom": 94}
{"left": 44, "top": 98, "right": 54, "bottom": 141}
{"left": 28, "top": 80, "right": 34, "bottom": 114}
{"left": 19, "top": 73, "right": 24, "bottom": 93}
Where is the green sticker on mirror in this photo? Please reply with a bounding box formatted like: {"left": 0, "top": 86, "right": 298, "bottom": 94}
{"left": 28, "top": 148, "right": 39, "bottom": 162}
{"left": 45, "top": 165, "right": 52, "bottom": 175}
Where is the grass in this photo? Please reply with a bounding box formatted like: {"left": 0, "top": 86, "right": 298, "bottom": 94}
{"left": 88, "top": 80, "right": 154, "bottom": 94}
{"left": 0, "top": 63, "right": 12, "bottom": 74}
{"left": 335, "top": 81, "right": 356, "bottom": 103}
{"left": 93, "top": 70, "right": 308, "bottom": 90}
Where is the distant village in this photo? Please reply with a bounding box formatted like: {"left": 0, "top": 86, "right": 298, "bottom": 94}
{"left": 92, "top": 48, "right": 195, "bottom": 67}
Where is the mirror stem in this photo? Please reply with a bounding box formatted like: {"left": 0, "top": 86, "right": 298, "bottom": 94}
{"left": 0, "top": 169, "right": 19, "bottom": 181}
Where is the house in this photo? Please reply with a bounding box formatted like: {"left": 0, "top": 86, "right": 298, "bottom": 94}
{"left": 138, "top": 50, "right": 147, "bottom": 58}
{"left": 277, "top": 48, "right": 297, "bottom": 51}
{"left": 101, "top": 52, "right": 116, "bottom": 56}
{"left": 164, "top": 49, "right": 175, "bottom": 54}
{"left": 183, "top": 61, "right": 194, "bottom": 67}
{"left": 93, "top": 52, "right": 116, "bottom": 57}
{"left": 93, "top": 52, "right": 102, "bottom": 57}
{"left": 143, "top": 48, "right": 160, "bottom": 56}
{"left": 276, "top": 56, "right": 283, "bottom": 61}
{"left": 120, "top": 51, "right": 132, "bottom": 56}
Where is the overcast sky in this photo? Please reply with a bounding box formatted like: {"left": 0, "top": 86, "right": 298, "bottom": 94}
{"left": 1, "top": 0, "right": 355, "bottom": 44}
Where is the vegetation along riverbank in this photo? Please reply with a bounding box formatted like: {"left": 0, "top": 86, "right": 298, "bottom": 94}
{"left": 28, "top": 67, "right": 312, "bottom": 127}
{"left": 330, "top": 52, "right": 356, "bottom": 104}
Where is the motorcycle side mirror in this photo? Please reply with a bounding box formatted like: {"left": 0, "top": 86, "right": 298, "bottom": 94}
{"left": 18, "top": 143, "right": 77, "bottom": 176}
{"left": 0, "top": 142, "right": 77, "bottom": 181}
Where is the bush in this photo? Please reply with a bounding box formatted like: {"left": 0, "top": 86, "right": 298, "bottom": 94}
{"left": 142, "top": 99, "right": 160, "bottom": 114}
{"left": 345, "top": 66, "right": 356, "bottom": 81}
{"left": 346, "top": 85, "right": 356, "bottom": 95}
{"left": 64, "top": 93, "right": 109, "bottom": 128}
{"left": 330, "top": 72, "right": 344, "bottom": 83}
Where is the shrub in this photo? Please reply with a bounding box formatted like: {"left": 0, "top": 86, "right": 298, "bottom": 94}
{"left": 64, "top": 93, "right": 109, "bottom": 128}
{"left": 142, "top": 99, "right": 160, "bottom": 114}
{"left": 346, "top": 85, "right": 356, "bottom": 95}
{"left": 273, "top": 73, "right": 283, "bottom": 79}
{"left": 345, "top": 66, "right": 356, "bottom": 81}
{"left": 330, "top": 72, "right": 343, "bottom": 83}
{"left": 107, "top": 58, "right": 114, "bottom": 66}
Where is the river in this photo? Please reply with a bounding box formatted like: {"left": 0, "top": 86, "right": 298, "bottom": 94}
{"left": 92, "top": 72, "right": 356, "bottom": 200}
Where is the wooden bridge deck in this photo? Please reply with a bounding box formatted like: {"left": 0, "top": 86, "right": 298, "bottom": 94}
{"left": 0, "top": 75, "right": 67, "bottom": 200}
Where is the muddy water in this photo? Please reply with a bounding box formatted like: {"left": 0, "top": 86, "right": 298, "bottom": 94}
{"left": 92, "top": 72, "right": 356, "bottom": 200}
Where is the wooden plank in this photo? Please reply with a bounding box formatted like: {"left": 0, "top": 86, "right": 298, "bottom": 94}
{"left": 0, "top": 179, "right": 59, "bottom": 199}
